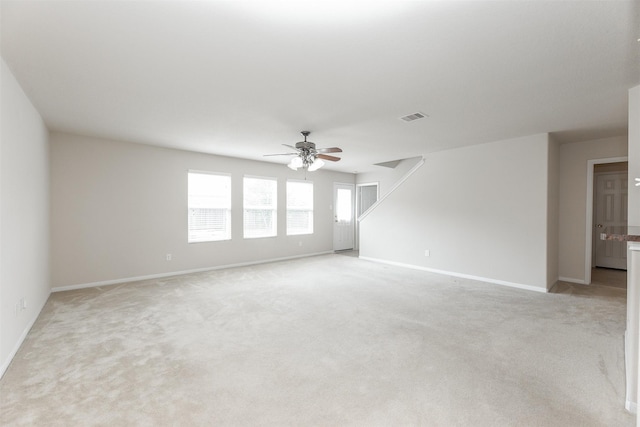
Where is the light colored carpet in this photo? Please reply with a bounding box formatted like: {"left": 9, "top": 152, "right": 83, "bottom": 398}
{"left": 0, "top": 254, "right": 634, "bottom": 426}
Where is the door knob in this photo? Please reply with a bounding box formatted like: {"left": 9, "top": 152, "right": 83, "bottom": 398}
{"left": 597, "top": 224, "right": 603, "bottom": 228}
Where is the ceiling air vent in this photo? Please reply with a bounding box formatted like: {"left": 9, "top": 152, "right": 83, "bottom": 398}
{"left": 399, "top": 112, "right": 427, "bottom": 122}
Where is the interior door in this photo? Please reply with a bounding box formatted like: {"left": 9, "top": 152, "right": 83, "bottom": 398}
{"left": 334, "top": 183, "right": 354, "bottom": 251}
{"left": 594, "top": 172, "right": 628, "bottom": 269}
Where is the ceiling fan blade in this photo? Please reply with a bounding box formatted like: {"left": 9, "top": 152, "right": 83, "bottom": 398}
{"left": 317, "top": 154, "right": 341, "bottom": 162}
{"left": 264, "top": 133, "right": 343, "bottom": 165}
{"left": 264, "top": 153, "right": 297, "bottom": 157}
{"left": 316, "top": 147, "right": 342, "bottom": 153}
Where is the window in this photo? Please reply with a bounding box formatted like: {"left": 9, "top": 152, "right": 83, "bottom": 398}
{"left": 188, "top": 172, "right": 231, "bottom": 242}
{"left": 287, "top": 180, "right": 313, "bottom": 235}
{"left": 243, "top": 176, "right": 277, "bottom": 238}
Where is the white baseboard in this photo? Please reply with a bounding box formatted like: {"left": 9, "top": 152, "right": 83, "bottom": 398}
{"left": 0, "top": 292, "right": 50, "bottom": 379}
{"left": 52, "top": 251, "right": 333, "bottom": 292}
{"left": 558, "top": 276, "right": 587, "bottom": 285}
{"left": 359, "top": 256, "right": 548, "bottom": 293}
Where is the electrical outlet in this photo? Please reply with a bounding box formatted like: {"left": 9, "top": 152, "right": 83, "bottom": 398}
{"left": 166, "top": 254, "right": 172, "bottom": 261}
{"left": 298, "top": 241, "right": 303, "bottom": 247}
{"left": 424, "top": 249, "right": 430, "bottom": 257}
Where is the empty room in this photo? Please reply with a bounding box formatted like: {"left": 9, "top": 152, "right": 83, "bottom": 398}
{"left": 1, "top": 1, "right": 639, "bottom": 425}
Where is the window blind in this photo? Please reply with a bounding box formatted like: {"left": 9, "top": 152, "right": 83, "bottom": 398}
{"left": 287, "top": 180, "right": 313, "bottom": 235}
{"left": 243, "top": 177, "right": 277, "bottom": 238}
{"left": 188, "top": 172, "right": 231, "bottom": 242}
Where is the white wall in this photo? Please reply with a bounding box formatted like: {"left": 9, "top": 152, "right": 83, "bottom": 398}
{"left": 547, "top": 135, "right": 560, "bottom": 289}
{"left": 629, "top": 85, "right": 640, "bottom": 227}
{"left": 557, "top": 135, "right": 628, "bottom": 283}
{"left": 0, "top": 59, "right": 50, "bottom": 376}
{"left": 359, "top": 134, "right": 552, "bottom": 291}
{"left": 50, "top": 132, "right": 354, "bottom": 289}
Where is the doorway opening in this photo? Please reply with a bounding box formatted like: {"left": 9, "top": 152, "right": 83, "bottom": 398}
{"left": 354, "top": 182, "right": 379, "bottom": 251}
{"left": 586, "top": 157, "right": 628, "bottom": 288}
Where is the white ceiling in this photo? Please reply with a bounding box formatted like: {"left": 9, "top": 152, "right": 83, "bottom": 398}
{"left": 2, "top": 1, "right": 639, "bottom": 173}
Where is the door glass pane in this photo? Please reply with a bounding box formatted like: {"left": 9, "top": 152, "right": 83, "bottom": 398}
{"left": 336, "top": 188, "right": 352, "bottom": 222}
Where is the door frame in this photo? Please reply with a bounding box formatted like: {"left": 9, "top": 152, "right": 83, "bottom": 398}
{"left": 354, "top": 182, "right": 379, "bottom": 250}
{"left": 585, "top": 156, "right": 628, "bottom": 284}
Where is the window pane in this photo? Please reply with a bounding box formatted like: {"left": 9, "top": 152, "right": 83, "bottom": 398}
{"left": 188, "top": 208, "right": 231, "bottom": 242}
{"left": 287, "top": 181, "right": 313, "bottom": 235}
{"left": 286, "top": 210, "right": 313, "bottom": 235}
{"left": 188, "top": 172, "right": 231, "bottom": 242}
{"left": 244, "top": 177, "right": 277, "bottom": 238}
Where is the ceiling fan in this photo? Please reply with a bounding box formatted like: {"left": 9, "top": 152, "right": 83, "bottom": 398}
{"left": 264, "top": 131, "right": 342, "bottom": 171}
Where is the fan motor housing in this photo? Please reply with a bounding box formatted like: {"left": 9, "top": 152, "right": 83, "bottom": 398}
{"left": 295, "top": 141, "right": 316, "bottom": 151}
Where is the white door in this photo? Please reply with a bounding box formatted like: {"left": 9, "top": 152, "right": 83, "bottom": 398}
{"left": 334, "top": 183, "right": 354, "bottom": 251}
{"left": 594, "top": 172, "right": 628, "bottom": 269}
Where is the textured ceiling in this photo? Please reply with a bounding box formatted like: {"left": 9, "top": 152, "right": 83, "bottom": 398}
{"left": 2, "top": 1, "right": 639, "bottom": 173}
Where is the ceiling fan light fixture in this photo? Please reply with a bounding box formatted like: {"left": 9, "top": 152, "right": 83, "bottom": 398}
{"left": 288, "top": 156, "right": 303, "bottom": 170}
{"left": 308, "top": 158, "right": 325, "bottom": 171}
